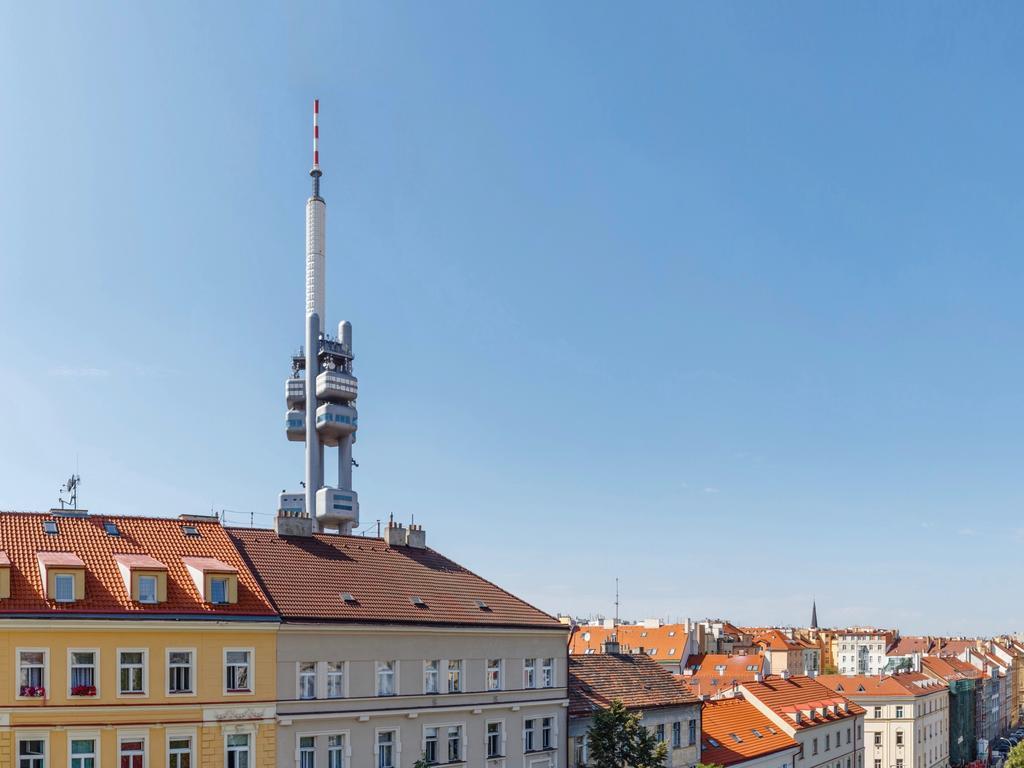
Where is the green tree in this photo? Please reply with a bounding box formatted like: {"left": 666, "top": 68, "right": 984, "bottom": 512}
{"left": 1006, "top": 741, "right": 1024, "bottom": 768}
{"left": 586, "top": 699, "right": 668, "bottom": 768}
{"left": 412, "top": 755, "right": 432, "bottom": 768}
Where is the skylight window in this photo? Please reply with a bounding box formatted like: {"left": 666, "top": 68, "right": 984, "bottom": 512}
{"left": 767, "top": 726, "right": 778, "bottom": 735}
{"left": 340, "top": 592, "right": 356, "bottom": 603}
{"left": 410, "top": 596, "right": 426, "bottom": 607}
{"left": 103, "top": 521, "right": 120, "bottom": 536}
{"left": 474, "top": 598, "right": 490, "bottom": 611}
{"left": 752, "top": 729, "right": 763, "bottom": 739}
{"left": 708, "top": 738, "right": 721, "bottom": 748}
{"left": 43, "top": 520, "right": 58, "bottom": 535}
{"left": 729, "top": 733, "right": 743, "bottom": 744}
{"left": 181, "top": 525, "right": 200, "bottom": 538}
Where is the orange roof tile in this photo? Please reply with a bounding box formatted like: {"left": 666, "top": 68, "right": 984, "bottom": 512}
{"left": 0, "top": 512, "right": 275, "bottom": 617}
{"left": 229, "top": 528, "right": 563, "bottom": 629}
{"left": 701, "top": 698, "right": 799, "bottom": 767}
{"left": 569, "top": 653, "right": 698, "bottom": 718}
{"left": 890, "top": 636, "right": 935, "bottom": 656}
{"left": 569, "top": 623, "right": 688, "bottom": 662}
{"left": 922, "top": 656, "right": 983, "bottom": 682}
{"left": 818, "top": 673, "right": 948, "bottom": 698}
{"left": 754, "top": 629, "right": 801, "bottom": 652}
{"left": 740, "top": 675, "right": 865, "bottom": 729}
{"left": 680, "top": 654, "right": 767, "bottom": 697}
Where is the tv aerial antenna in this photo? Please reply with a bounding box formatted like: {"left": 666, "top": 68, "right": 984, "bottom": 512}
{"left": 58, "top": 474, "right": 81, "bottom": 510}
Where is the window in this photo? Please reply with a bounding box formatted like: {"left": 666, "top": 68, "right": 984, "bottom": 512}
{"left": 138, "top": 575, "right": 158, "bottom": 604}
{"left": 873, "top": 706, "right": 882, "bottom": 718}
{"left": 424, "top": 727, "right": 439, "bottom": 764}
{"left": 326, "top": 662, "right": 345, "bottom": 698}
{"left": 487, "top": 722, "right": 504, "bottom": 759}
{"left": 182, "top": 525, "right": 200, "bottom": 537}
{"left": 71, "top": 738, "right": 96, "bottom": 768}
{"left": 376, "top": 661, "right": 396, "bottom": 696}
{"left": 524, "top": 658, "right": 537, "bottom": 689}
{"left": 225, "top": 650, "right": 251, "bottom": 693}
{"left": 169, "top": 737, "right": 192, "bottom": 768}
{"left": 210, "top": 577, "right": 228, "bottom": 604}
{"left": 18, "top": 739, "right": 45, "bottom": 768}
{"left": 542, "top": 717, "right": 553, "bottom": 750}
{"left": 70, "top": 651, "right": 96, "bottom": 695}
{"left": 103, "top": 521, "right": 120, "bottom": 536}
{"left": 55, "top": 574, "right": 75, "bottom": 603}
{"left": 541, "top": 657, "right": 554, "bottom": 687}
{"left": 826, "top": 733, "right": 830, "bottom": 751}
{"left": 377, "top": 731, "right": 396, "bottom": 768}
{"left": 18, "top": 650, "right": 46, "bottom": 697}
{"left": 327, "top": 735, "right": 345, "bottom": 768}
{"left": 168, "top": 650, "right": 193, "bottom": 694}
{"left": 573, "top": 734, "right": 587, "bottom": 767}
{"left": 119, "top": 738, "right": 145, "bottom": 768}
{"left": 119, "top": 650, "right": 146, "bottom": 695}
{"left": 875, "top": 761, "right": 882, "bottom": 768}
{"left": 524, "top": 719, "right": 538, "bottom": 752}
{"left": 424, "top": 660, "right": 439, "bottom": 694}
{"left": 447, "top": 725, "right": 463, "bottom": 762}
{"left": 299, "top": 736, "right": 315, "bottom": 768}
{"left": 487, "top": 658, "right": 502, "bottom": 690}
{"left": 896, "top": 706, "right": 904, "bottom": 719}
{"left": 896, "top": 761, "right": 903, "bottom": 768}
{"left": 226, "top": 733, "right": 250, "bottom": 768}
{"left": 299, "top": 662, "right": 317, "bottom": 699}
{"left": 657, "top": 724, "right": 666, "bottom": 742}
{"left": 689, "top": 719, "right": 697, "bottom": 746}
{"left": 813, "top": 738, "right": 819, "bottom": 755}
{"left": 847, "top": 728, "right": 851, "bottom": 745}
{"left": 447, "top": 660, "right": 462, "bottom": 693}
{"left": 43, "top": 520, "right": 58, "bottom": 535}
{"left": 896, "top": 731, "right": 904, "bottom": 746}
{"left": 673, "top": 721, "right": 682, "bottom": 748}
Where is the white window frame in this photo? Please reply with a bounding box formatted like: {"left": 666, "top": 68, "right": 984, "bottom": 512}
{"left": 67, "top": 648, "right": 99, "bottom": 697}
{"left": 117, "top": 648, "right": 148, "bottom": 697}
{"left": 540, "top": 714, "right": 556, "bottom": 751}
{"left": 166, "top": 728, "right": 197, "bottom": 768}
{"left": 374, "top": 728, "right": 400, "bottom": 768}
{"left": 67, "top": 730, "right": 100, "bottom": 768}
{"left": 15, "top": 730, "right": 48, "bottom": 768}
{"left": 137, "top": 574, "right": 158, "bottom": 604}
{"left": 224, "top": 647, "right": 254, "bottom": 695}
{"left": 16, "top": 647, "right": 48, "bottom": 700}
{"left": 298, "top": 661, "right": 318, "bottom": 700}
{"left": 325, "top": 660, "right": 347, "bottom": 699}
{"left": 444, "top": 722, "right": 465, "bottom": 764}
{"left": 523, "top": 657, "right": 537, "bottom": 689}
{"left": 424, "top": 659, "right": 440, "bottom": 694}
{"left": 487, "top": 658, "right": 503, "bottom": 691}
{"left": 447, "top": 659, "right": 463, "bottom": 693}
{"left": 422, "top": 725, "right": 441, "bottom": 765}
{"left": 297, "top": 733, "right": 316, "bottom": 768}
{"left": 376, "top": 660, "right": 397, "bottom": 697}
{"left": 224, "top": 729, "right": 254, "bottom": 768}
{"left": 541, "top": 657, "right": 555, "bottom": 688}
{"left": 326, "top": 731, "right": 351, "bottom": 768}
{"left": 116, "top": 729, "right": 148, "bottom": 768}
{"left": 55, "top": 573, "right": 76, "bottom": 603}
{"left": 210, "top": 575, "right": 229, "bottom": 604}
{"left": 486, "top": 718, "right": 507, "bottom": 759}
{"left": 166, "top": 648, "right": 196, "bottom": 696}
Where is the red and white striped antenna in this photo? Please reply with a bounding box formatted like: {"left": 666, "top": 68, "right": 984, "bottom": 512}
{"left": 312, "top": 98, "right": 320, "bottom": 171}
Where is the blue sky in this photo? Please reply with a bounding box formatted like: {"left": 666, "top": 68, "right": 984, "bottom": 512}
{"left": 2, "top": 2, "right": 1023, "bottom": 635}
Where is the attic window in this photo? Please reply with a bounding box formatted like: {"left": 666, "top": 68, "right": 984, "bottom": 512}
{"left": 341, "top": 592, "right": 356, "bottom": 603}
{"left": 103, "top": 521, "right": 120, "bottom": 536}
{"left": 857, "top": 685, "right": 866, "bottom": 692}
{"left": 729, "top": 733, "right": 743, "bottom": 743}
{"left": 474, "top": 598, "right": 491, "bottom": 611}
{"left": 669, "top": 631, "right": 676, "bottom": 637}
{"left": 43, "top": 520, "right": 58, "bottom": 535}
{"left": 752, "top": 729, "right": 764, "bottom": 739}
{"left": 181, "top": 525, "right": 200, "bottom": 538}
{"left": 836, "top": 684, "right": 845, "bottom": 691}
{"left": 708, "top": 738, "right": 721, "bottom": 748}
{"left": 648, "top": 648, "right": 657, "bottom": 655}
{"left": 669, "top": 648, "right": 676, "bottom": 655}
{"left": 640, "top": 631, "right": 648, "bottom": 637}
{"left": 410, "top": 596, "right": 426, "bottom": 607}
{"left": 767, "top": 726, "right": 778, "bottom": 735}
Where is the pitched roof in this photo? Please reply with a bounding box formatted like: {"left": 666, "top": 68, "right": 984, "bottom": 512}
{"left": 701, "top": 697, "right": 799, "bottom": 766}
{"left": 754, "top": 629, "right": 801, "bottom": 652}
{"left": 0, "top": 512, "right": 275, "bottom": 617}
{"left": 922, "top": 656, "right": 983, "bottom": 682}
{"left": 889, "top": 636, "right": 935, "bottom": 656}
{"left": 568, "top": 653, "right": 699, "bottom": 718}
{"left": 228, "top": 527, "right": 562, "bottom": 629}
{"left": 681, "top": 654, "right": 767, "bottom": 697}
{"left": 740, "top": 675, "right": 865, "bottom": 730}
{"left": 818, "top": 673, "right": 948, "bottom": 698}
{"left": 568, "top": 623, "right": 689, "bottom": 662}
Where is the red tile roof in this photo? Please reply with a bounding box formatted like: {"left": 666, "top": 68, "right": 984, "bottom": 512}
{"left": 228, "top": 528, "right": 563, "bottom": 629}
{"left": 740, "top": 675, "right": 865, "bottom": 730}
{"left": 818, "top": 673, "right": 948, "bottom": 698}
{"left": 922, "top": 656, "right": 983, "bottom": 682}
{"left": 569, "top": 624, "right": 689, "bottom": 662}
{"left": 568, "top": 653, "right": 699, "bottom": 718}
{"left": 37, "top": 551, "right": 85, "bottom": 567}
{"left": 889, "top": 636, "right": 935, "bottom": 656}
{"left": 680, "top": 654, "right": 767, "bottom": 697}
{"left": 701, "top": 698, "right": 799, "bottom": 766}
{"left": 181, "top": 556, "right": 236, "bottom": 573}
{"left": 113, "top": 553, "right": 167, "bottom": 570}
{"left": 0, "top": 512, "right": 275, "bottom": 617}
{"left": 754, "top": 630, "right": 801, "bottom": 652}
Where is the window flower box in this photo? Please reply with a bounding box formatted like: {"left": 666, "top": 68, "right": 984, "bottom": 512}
{"left": 71, "top": 684, "right": 97, "bottom": 696}
{"left": 19, "top": 685, "right": 45, "bottom": 697}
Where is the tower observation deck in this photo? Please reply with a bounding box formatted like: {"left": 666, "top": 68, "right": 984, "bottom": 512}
{"left": 280, "top": 100, "right": 360, "bottom": 534}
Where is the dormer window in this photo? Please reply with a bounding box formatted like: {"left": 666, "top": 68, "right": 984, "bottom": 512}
{"left": 37, "top": 552, "right": 85, "bottom": 603}
{"left": 182, "top": 557, "right": 238, "bottom": 605}
{"left": 0, "top": 551, "right": 10, "bottom": 599}
{"left": 114, "top": 554, "right": 168, "bottom": 605}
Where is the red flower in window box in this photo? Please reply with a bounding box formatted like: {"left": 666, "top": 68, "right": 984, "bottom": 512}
{"left": 71, "top": 684, "right": 97, "bottom": 696}
{"left": 19, "top": 685, "right": 45, "bottom": 697}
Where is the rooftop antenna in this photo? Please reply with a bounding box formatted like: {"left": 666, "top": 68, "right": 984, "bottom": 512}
{"left": 58, "top": 473, "right": 81, "bottom": 510}
{"left": 614, "top": 577, "right": 620, "bottom": 626}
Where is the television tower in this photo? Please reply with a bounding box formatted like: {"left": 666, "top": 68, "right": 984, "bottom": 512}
{"left": 281, "top": 99, "right": 360, "bottom": 533}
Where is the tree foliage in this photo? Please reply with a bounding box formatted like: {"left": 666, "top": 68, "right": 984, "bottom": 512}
{"left": 586, "top": 699, "right": 669, "bottom": 768}
{"left": 1006, "top": 741, "right": 1024, "bottom": 768}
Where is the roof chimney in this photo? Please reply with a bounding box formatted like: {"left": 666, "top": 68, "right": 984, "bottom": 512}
{"left": 602, "top": 635, "right": 622, "bottom": 655}
{"left": 384, "top": 520, "right": 407, "bottom": 546}
{"left": 276, "top": 493, "right": 313, "bottom": 536}
{"left": 406, "top": 523, "right": 426, "bottom": 549}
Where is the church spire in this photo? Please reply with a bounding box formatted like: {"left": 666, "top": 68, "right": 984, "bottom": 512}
{"left": 811, "top": 599, "right": 818, "bottom": 629}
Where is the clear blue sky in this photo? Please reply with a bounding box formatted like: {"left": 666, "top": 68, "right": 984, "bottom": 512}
{"left": 2, "top": 2, "right": 1023, "bottom": 636}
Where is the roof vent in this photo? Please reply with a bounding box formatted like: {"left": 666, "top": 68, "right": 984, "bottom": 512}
{"left": 340, "top": 592, "right": 356, "bottom": 603}
{"left": 410, "top": 596, "right": 427, "bottom": 607}
{"left": 474, "top": 598, "right": 491, "bottom": 611}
